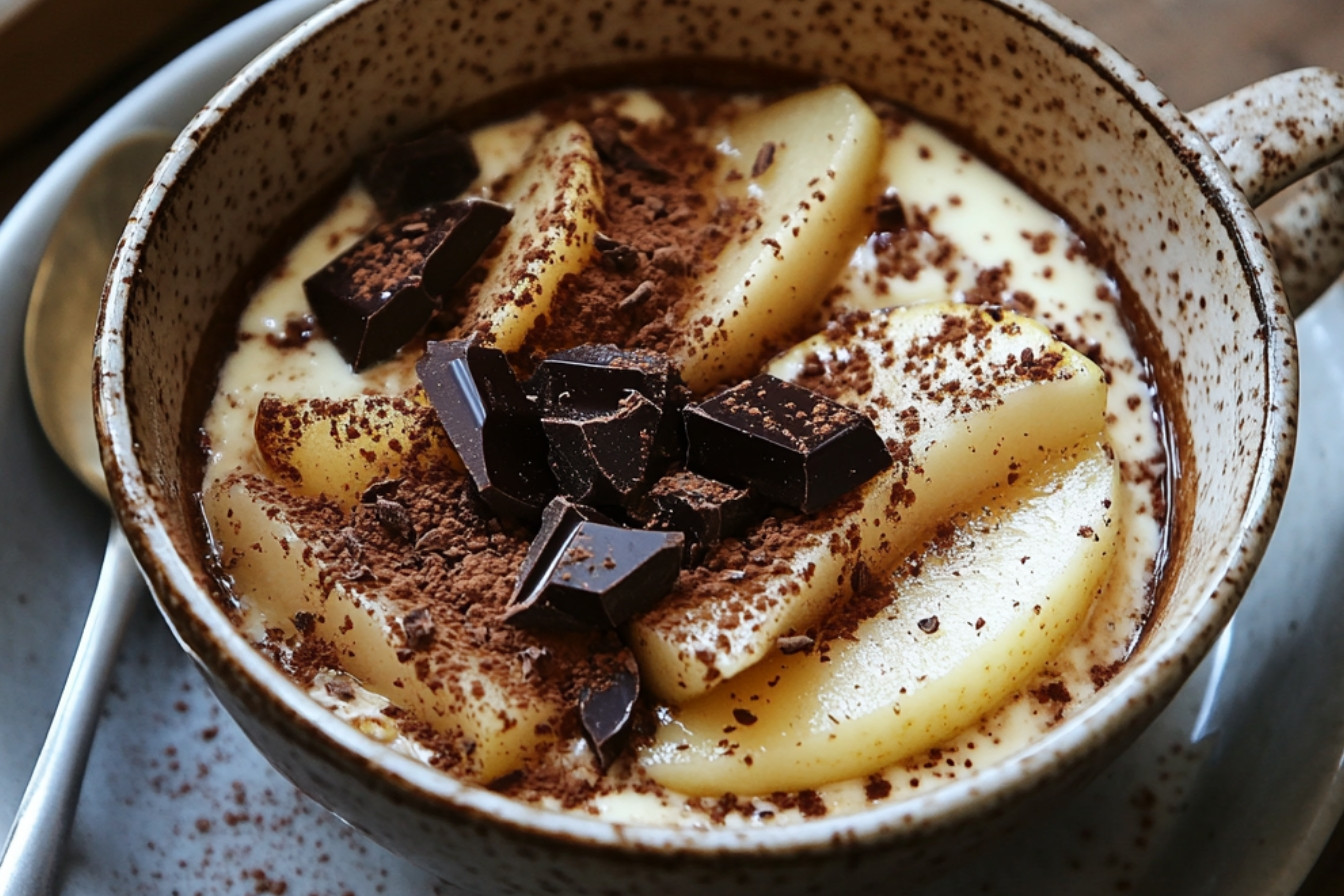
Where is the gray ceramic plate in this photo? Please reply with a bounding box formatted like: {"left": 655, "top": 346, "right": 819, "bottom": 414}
{"left": 3, "top": 0, "right": 1344, "bottom": 891}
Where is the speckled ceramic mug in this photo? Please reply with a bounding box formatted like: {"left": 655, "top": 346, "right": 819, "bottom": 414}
{"left": 95, "top": 0, "right": 1344, "bottom": 892}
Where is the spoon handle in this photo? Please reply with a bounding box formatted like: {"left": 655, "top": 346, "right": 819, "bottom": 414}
{"left": 0, "top": 523, "right": 141, "bottom": 895}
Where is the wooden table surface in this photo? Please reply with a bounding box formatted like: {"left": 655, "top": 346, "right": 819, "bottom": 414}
{"left": 0, "top": 0, "right": 1340, "bottom": 891}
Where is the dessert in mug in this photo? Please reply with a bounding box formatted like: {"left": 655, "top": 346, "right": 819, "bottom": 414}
{"left": 201, "top": 82, "right": 1167, "bottom": 824}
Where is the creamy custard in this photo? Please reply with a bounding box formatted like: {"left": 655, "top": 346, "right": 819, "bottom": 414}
{"left": 200, "top": 86, "right": 1165, "bottom": 826}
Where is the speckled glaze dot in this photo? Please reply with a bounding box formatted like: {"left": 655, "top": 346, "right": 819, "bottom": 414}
{"left": 94, "top": 0, "right": 1344, "bottom": 894}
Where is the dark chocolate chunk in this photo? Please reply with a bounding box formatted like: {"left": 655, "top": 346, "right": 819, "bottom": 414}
{"left": 360, "top": 125, "right": 480, "bottom": 217}
{"left": 579, "top": 659, "right": 640, "bottom": 769}
{"left": 751, "top": 141, "right": 777, "bottom": 178}
{"left": 543, "top": 391, "right": 664, "bottom": 508}
{"left": 305, "top": 199, "right": 512, "bottom": 370}
{"left": 635, "top": 468, "right": 762, "bottom": 565}
{"left": 505, "top": 496, "right": 683, "bottom": 629}
{"left": 529, "top": 344, "right": 685, "bottom": 416}
{"left": 875, "top": 188, "right": 907, "bottom": 233}
{"left": 683, "top": 374, "right": 892, "bottom": 513}
{"left": 588, "top": 118, "right": 672, "bottom": 182}
{"left": 416, "top": 336, "right": 555, "bottom": 522}
{"left": 507, "top": 497, "right": 615, "bottom": 629}
{"left": 528, "top": 345, "right": 689, "bottom": 510}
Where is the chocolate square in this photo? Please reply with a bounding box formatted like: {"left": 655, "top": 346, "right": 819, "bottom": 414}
{"left": 305, "top": 198, "right": 511, "bottom": 370}
{"left": 360, "top": 125, "right": 481, "bottom": 217}
{"left": 683, "top": 374, "right": 891, "bottom": 512}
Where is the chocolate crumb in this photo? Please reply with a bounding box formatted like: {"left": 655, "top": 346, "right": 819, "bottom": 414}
{"left": 751, "top": 141, "right": 776, "bottom": 177}
{"left": 777, "top": 634, "right": 815, "bottom": 655}
{"left": 588, "top": 117, "right": 672, "bottom": 182}
{"left": 875, "top": 188, "right": 906, "bottom": 232}
{"left": 595, "top": 232, "right": 641, "bottom": 273}
{"left": 864, "top": 775, "right": 893, "bottom": 801}
{"left": 620, "top": 280, "right": 656, "bottom": 309}
{"left": 324, "top": 677, "right": 356, "bottom": 702}
{"left": 402, "top": 607, "right": 436, "bottom": 651}
{"left": 292, "top": 611, "right": 315, "bottom": 635}
{"left": 917, "top": 616, "right": 940, "bottom": 634}
{"left": 373, "top": 497, "right": 415, "bottom": 541}
{"left": 265, "top": 313, "right": 317, "bottom": 349}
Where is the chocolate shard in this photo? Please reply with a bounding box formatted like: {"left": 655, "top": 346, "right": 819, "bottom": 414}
{"left": 634, "top": 468, "right": 763, "bottom": 565}
{"left": 528, "top": 345, "right": 689, "bottom": 509}
{"left": 683, "top": 374, "right": 892, "bottom": 513}
{"left": 507, "top": 497, "right": 614, "bottom": 630}
{"left": 588, "top": 118, "right": 672, "bottom": 182}
{"left": 416, "top": 336, "right": 555, "bottom": 521}
{"left": 305, "top": 199, "right": 512, "bottom": 370}
{"left": 543, "top": 391, "right": 664, "bottom": 508}
{"left": 360, "top": 125, "right": 481, "bottom": 217}
{"left": 533, "top": 344, "right": 687, "bottom": 455}
{"left": 505, "top": 496, "right": 683, "bottom": 629}
{"left": 529, "top": 344, "right": 687, "bottom": 418}
{"left": 579, "top": 658, "right": 640, "bottom": 769}
{"left": 751, "top": 141, "right": 777, "bottom": 178}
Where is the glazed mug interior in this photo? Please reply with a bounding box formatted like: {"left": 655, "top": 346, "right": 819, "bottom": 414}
{"left": 95, "top": 0, "right": 1341, "bottom": 891}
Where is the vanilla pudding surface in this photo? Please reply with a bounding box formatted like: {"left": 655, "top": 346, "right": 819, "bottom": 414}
{"left": 199, "top": 87, "right": 1166, "bottom": 827}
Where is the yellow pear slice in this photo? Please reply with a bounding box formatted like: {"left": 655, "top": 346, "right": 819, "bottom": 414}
{"left": 202, "top": 475, "right": 556, "bottom": 783}
{"left": 252, "top": 393, "right": 460, "bottom": 507}
{"left": 454, "top": 120, "right": 603, "bottom": 351}
{"left": 639, "top": 437, "right": 1119, "bottom": 794}
{"left": 628, "top": 303, "right": 1108, "bottom": 703}
{"left": 671, "top": 84, "right": 883, "bottom": 391}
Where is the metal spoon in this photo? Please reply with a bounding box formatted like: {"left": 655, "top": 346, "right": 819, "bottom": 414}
{"left": 1, "top": 131, "right": 172, "bottom": 896}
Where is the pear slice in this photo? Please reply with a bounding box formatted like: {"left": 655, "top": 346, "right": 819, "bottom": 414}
{"left": 639, "top": 437, "right": 1120, "bottom": 794}
{"left": 253, "top": 393, "right": 460, "bottom": 507}
{"left": 202, "top": 475, "right": 557, "bottom": 783}
{"left": 628, "top": 303, "right": 1108, "bottom": 703}
{"left": 671, "top": 84, "right": 883, "bottom": 391}
{"left": 454, "top": 120, "right": 603, "bottom": 351}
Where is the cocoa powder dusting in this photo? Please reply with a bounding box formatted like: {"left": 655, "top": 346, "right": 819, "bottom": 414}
{"left": 202, "top": 84, "right": 1168, "bottom": 824}
{"left": 507, "top": 92, "right": 747, "bottom": 368}
{"left": 236, "top": 465, "right": 640, "bottom": 793}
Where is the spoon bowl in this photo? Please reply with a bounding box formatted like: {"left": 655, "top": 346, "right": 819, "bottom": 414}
{"left": 23, "top": 134, "right": 171, "bottom": 501}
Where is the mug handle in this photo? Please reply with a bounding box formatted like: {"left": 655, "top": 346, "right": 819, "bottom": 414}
{"left": 1189, "top": 67, "right": 1344, "bottom": 317}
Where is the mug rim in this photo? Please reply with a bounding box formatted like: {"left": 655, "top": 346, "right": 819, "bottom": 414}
{"left": 95, "top": 0, "right": 1297, "bottom": 857}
